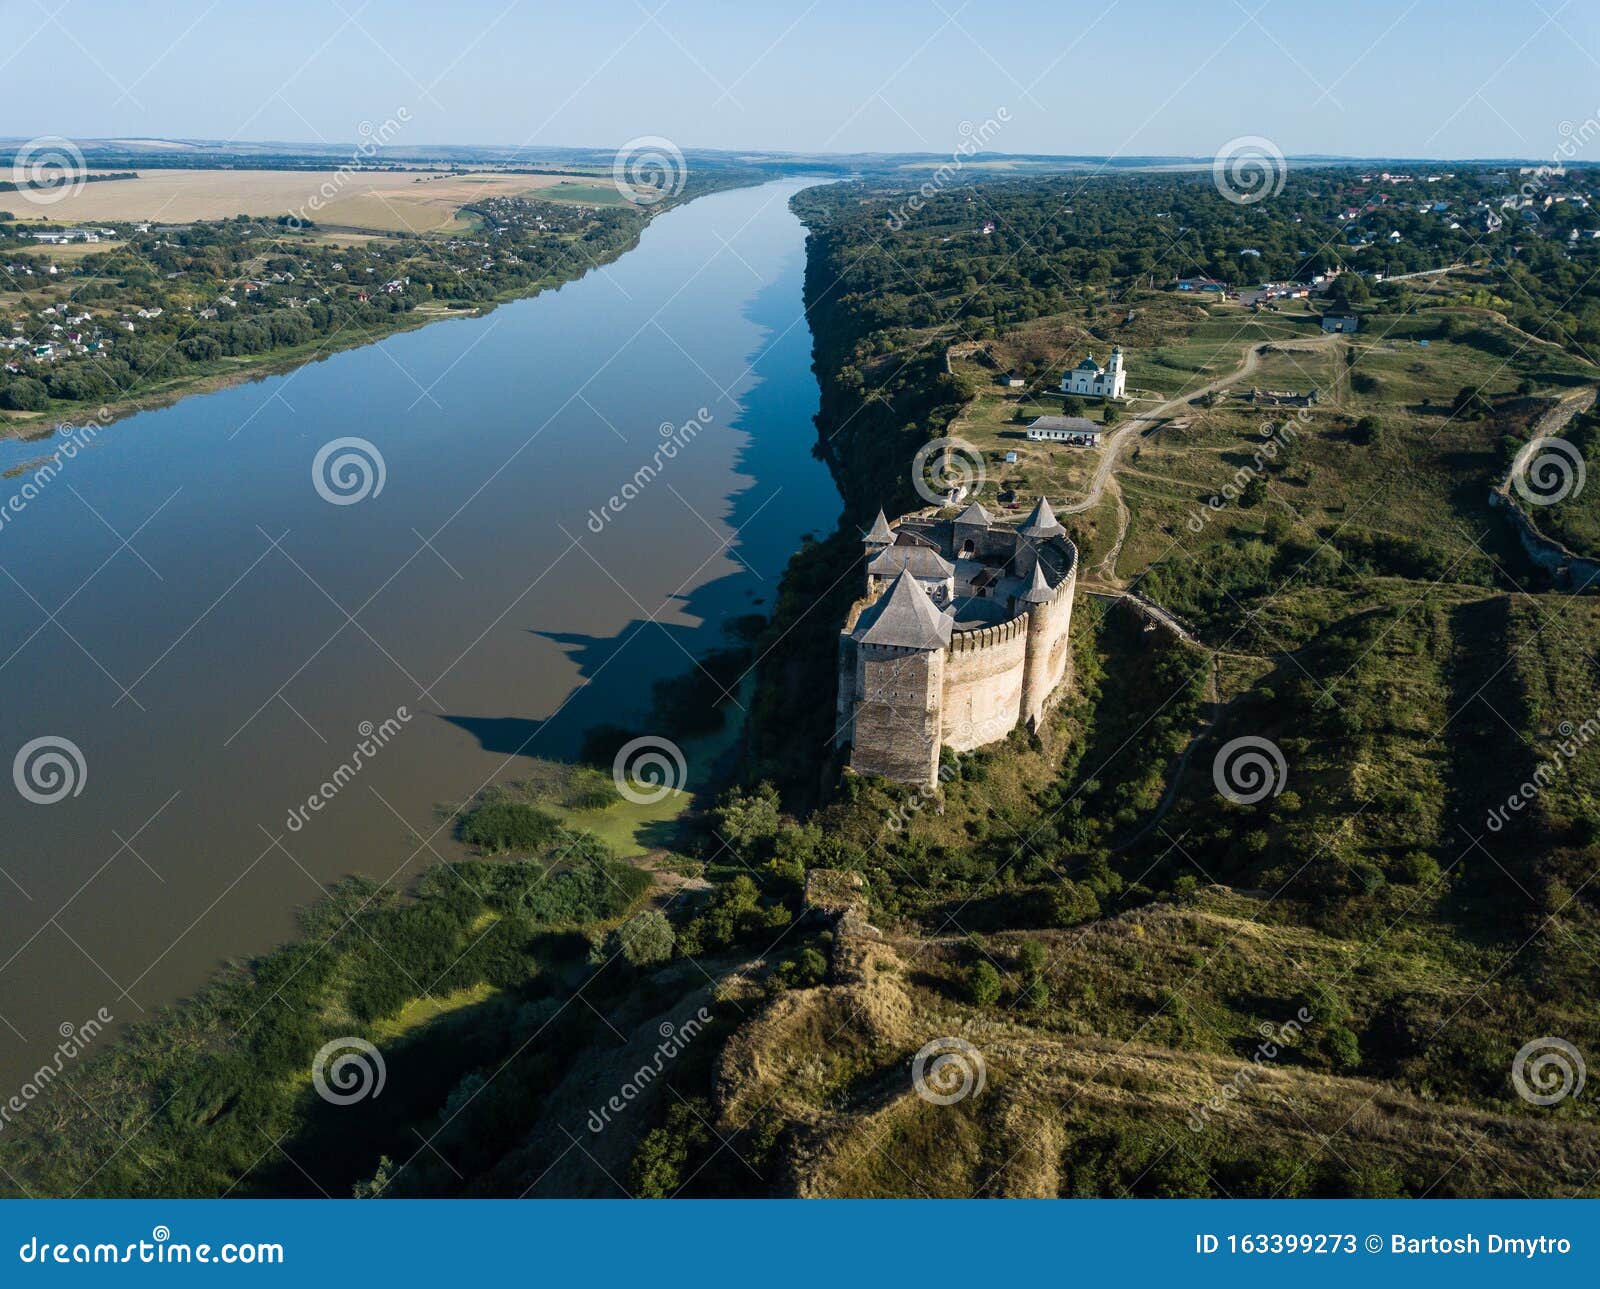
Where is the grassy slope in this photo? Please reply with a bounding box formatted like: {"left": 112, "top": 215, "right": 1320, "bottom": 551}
{"left": 707, "top": 177, "right": 1600, "bottom": 1198}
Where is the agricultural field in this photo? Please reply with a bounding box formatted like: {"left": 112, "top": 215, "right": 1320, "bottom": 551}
{"left": 4, "top": 169, "right": 626, "bottom": 233}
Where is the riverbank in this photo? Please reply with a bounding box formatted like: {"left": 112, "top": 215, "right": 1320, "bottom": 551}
{"left": 0, "top": 175, "right": 760, "bottom": 442}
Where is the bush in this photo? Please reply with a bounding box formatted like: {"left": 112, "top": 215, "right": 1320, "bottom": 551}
{"left": 1321, "top": 1022, "right": 1362, "bottom": 1071}
{"left": 968, "top": 960, "right": 1002, "bottom": 1006}
{"left": 461, "top": 801, "right": 560, "bottom": 854}
{"left": 776, "top": 946, "right": 828, "bottom": 989}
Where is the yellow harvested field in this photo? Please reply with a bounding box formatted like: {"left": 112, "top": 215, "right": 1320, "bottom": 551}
{"left": 9, "top": 170, "right": 587, "bottom": 233}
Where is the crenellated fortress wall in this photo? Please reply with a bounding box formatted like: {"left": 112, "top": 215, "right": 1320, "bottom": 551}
{"left": 836, "top": 501, "right": 1078, "bottom": 788}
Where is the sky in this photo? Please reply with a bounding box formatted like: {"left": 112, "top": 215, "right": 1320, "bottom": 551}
{"left": 3, "top": 0, "right": 1598, "bottom": 161}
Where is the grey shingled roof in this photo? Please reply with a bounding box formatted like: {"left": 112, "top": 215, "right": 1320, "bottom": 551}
{"left": 1020, "top": 560, "right": 1055, "bottom": 603}
{"left": 954, "top": 500, "right": 992, "bottom": 527}
{"left": 863, "top": 509, "right": 894, "bottom": 544}
{"left": 868, "top": 545, "right": 955, "bottom": 579}
{"left": 1019, "top": 496, "right": 1064, "bottom": 537}
{"left": 1026, "top": 415, "right": 1100, "bottom": 433}
{"left": 854, "top": 570, "right": 954, "bottom": 650}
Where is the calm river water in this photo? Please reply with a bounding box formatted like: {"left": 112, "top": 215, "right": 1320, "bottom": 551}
{"left": 0, "top": 179, "right": 837, "bottom": 1083}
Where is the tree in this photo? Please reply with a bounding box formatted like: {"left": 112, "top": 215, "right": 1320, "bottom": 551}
{"left": 352, "top": 1155, "right": 394, "bottom": 1199}
{"left": 1052, "top": 881, "right": 1101, "bottom": 926}
{"left": 0, "top": 377, "right": 48, "bottom": 411}
{"left": 613, "top": 909, "right": 675, "bottom": 967}
{"left": 1351, "top": 415, "right": 1379, "bottom": 446}
{"left": 1336, "top": 273, "right": 1371, "bottom": 305}
{"left": 1451, "top": 386, "right": 1491, "bottom": 420}
{"left": 1103, "top": 401, "right": 1121, "bottom": 426}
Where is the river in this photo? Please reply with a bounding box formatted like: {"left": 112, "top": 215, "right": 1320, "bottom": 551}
{"left": 0, "top": 178, "right": 838, "bottom": 1085}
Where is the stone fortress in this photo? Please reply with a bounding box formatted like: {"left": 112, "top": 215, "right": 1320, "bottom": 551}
{"left": 835, "top": 498, "right": 1078, "bottom": 788}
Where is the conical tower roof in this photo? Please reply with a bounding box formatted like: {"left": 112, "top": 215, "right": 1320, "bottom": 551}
{"left": 1019, "top": 495, "right": 1063, "bottom": 537}
{"left": 954, "top": 500, "right": 992, "bottom": 528}
{"left": 1020, "top": 560, "right": 1055, "bottom": 603}
{"left": 854, "top": 570, "right": 954, "bottom": 650}
{"left": 863, "top": 509, "right": 894, "bottom": 545}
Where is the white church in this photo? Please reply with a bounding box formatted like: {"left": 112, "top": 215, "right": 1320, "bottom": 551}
{"left": 1061, "top": 347, "right": 1126, "bottom": 400}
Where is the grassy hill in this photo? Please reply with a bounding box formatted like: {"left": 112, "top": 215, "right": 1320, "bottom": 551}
{"left": 8, "top": 165, "right": 1600, "bottom": 1200}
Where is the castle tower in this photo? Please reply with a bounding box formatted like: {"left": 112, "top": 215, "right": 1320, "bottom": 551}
{"left": 1014, "top": 495, "right": 1064, "bottom": 578}
{"left": 1019, "top": 561, "right": 1059, "bottom": 729}
{"left": 863, "top": 509, "right": 894, "bottom": 558}
{"left": 844, "top": 570, "right": 953, "bottom": 787}
{"left": 952, "top": 500, "right": 992, "bottom": 560}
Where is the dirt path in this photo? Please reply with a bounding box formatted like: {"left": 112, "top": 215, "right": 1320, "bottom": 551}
{"left": 1503, "top": 386, "right": 1598, "bottom": 493}
{"left": 1062, "top": 333, "right": 1335, "bottom": 521}
{"left": 1066, "top": 333, "right": 1339, "bottom": 594}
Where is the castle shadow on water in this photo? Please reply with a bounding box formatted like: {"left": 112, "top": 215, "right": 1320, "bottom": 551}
{"left": 835, "top": 498, "right": 1078, "bottom": 789}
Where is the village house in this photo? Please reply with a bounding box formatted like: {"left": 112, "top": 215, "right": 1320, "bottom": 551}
{"left": 1026, "top": 415, "right": 1102, "bottom": 446}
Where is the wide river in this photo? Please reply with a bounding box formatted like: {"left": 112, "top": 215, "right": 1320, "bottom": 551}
{"left": 0, "top": 179, "right": 838, "bottom": 1085}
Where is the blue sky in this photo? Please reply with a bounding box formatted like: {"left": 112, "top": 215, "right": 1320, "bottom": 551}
{"left": 3, "top": 0, "right": 1597, "bottom": 159}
